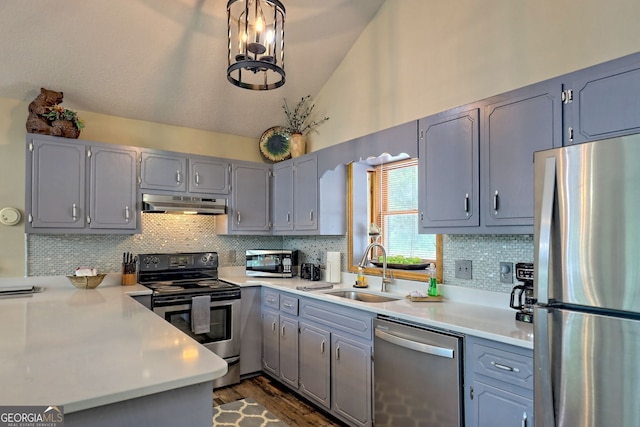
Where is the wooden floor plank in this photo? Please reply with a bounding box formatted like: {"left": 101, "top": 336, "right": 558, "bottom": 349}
{"left": 213, "top": 375, "right": 347, "bottom": 427}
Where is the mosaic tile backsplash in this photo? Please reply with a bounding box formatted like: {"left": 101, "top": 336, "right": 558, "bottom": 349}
{"left": 28, "top": 214, "right": 534, "bottom": 294}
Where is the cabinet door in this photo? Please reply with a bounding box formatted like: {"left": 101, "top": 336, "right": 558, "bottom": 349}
{"left": 470, "top": 381, "right": 533, "bottom": 427}
{"left": 240, "top": 287, "right": 263, "bottom": 376}
{"left": 568, "top": 57, "right": 640, "bottom": 145}
{"left": 483, "top": 81, "right": 562, "bottom": 227}
{"left": 261, "top": 308, "right": 279, "bottom": 377}
{"left": 293, "top": 154, "right": 318, "bottom": 231}
{"left": 419, "top": 107, "right": 479, "bottom": 229}
{"left": 189, "top": 158, "right": 230, "bottom": 194}
{"left": 29, "top": 138, "right": 86, "bottom": 229}
{"left": 272, "top": 160, "right": 294, "bottom": 231}
{"left": 231, "top": 163, "right": 271, "bottom": 232}
{"left": 279, "top": 315, "right": 299, "bottom": 389}
{"left": 299, "top": 322, "right": 331, "bottom": 409}
{"left": 140, "top": 152, "right": 187, "bottom": 192}
{"left": 331, "top": 334, "right": 372, "bottom": 427}
{"left": 89, "top": 146, "right": 138, "bottom": 229}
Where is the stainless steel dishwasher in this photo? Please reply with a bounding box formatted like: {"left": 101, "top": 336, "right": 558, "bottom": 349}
{"left": 374, "top": 317, "right": 463, "bottom": 427}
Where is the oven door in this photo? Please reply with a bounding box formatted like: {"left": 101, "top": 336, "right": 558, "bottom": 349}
{"left": 153, "top": 298, "right": 240, "bottom": 359}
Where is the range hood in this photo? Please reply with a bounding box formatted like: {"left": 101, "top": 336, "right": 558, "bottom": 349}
{"left": 142, "top": 194, "right": 227, "bottom": 215}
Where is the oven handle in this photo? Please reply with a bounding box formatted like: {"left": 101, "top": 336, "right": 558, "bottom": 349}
{"left": 153, "top": 299, "right": 236, "bottom": 313}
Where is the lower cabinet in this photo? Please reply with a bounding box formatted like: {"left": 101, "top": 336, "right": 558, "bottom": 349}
{"left": 465, "top": 336, "right": 534, "bottom": 427}
{"left": 262, "top": 290, "right": 374, "bottom": 427}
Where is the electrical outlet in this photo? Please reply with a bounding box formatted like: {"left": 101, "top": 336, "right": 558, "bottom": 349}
{"left": 500, "top": 262, "right": 513, "bottom": 284}
{"left": 455, "top": 260, "right": 472, "bottom": 280}
{"left": 228, "top": 249, "right": 236, "bottom": 263}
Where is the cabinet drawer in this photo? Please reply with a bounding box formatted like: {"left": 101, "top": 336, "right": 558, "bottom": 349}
{"left": 263, "top": 289, "right": 280, "bottom": 310}
{"left": 300, "top": 299, "right": 374, "bottom": 341}
{"left": 280, "top": 294, "right": 299, "bottom": 315}
{"left": 471, "top": 342, "right": 534, "bottom": 390}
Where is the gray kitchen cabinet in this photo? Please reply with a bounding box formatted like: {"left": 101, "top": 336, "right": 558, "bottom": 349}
{"left": 239, "top": 286, "right": 262, "bottom": 376}
{"left": 299, "top": 321, "right": 331, "bottom": 409}
{"left": 188, "top": 157, "right": 230, "bottom": 194}
{"left": 418, "top": 106, "right": 480, "bottom": 229}
{"left": 465, "top": 336, "right": 534, "bottom": 427}
{"left": 89, "top": 145, "right": 138, "bottom": 230}
{"left": 272, "top": 153, "right": 318, "bottom": 233}
{"left": 26, "top": 134, "right": 140, "bottom": 234}
{"left": 140, "top": 150, "right": 230, "bottom": 195}
{"left": 27, "top": 136, "right": 86, "bottom": 229}
{"left": 272, "top": 153, "right": 344, "bottom": 235}
{"left": 261, "top": 289, "right": 299, "bottom": 389}
{"left": 331, "top": 333, "right": 372, "bottom": 427}
{"left": 481, "top": 80, "right": 563, "bottom": 228}
{"left": 140, "top": 151, "right": 187, "bottom": 192}
{"left": 565, "top": 52, "right": 640, "bottom": 145}
{"left": 218, "top": 162, "right": 271, "bottom": 234}
{"left": 272, "top": 160, "right": 294, "bottom": 231}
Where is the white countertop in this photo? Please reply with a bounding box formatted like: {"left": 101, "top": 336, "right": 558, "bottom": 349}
{"left": 0, "top": 274, "right": 227, "bottom": 413}
{"left": 222, "top": 273, "right": 534, "bottom": 349}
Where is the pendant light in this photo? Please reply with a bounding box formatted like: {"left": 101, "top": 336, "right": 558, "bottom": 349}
{"left": 227, "top": 0, "right": 286, "bottom": 90}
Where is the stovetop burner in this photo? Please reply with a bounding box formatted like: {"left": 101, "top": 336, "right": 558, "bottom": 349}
{"left": 137, "top": 252, "right": 240, "bottom": 298}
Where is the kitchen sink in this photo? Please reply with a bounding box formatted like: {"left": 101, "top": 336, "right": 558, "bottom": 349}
{"left": 324, "top": 290, "right": 400, "bottom": 303}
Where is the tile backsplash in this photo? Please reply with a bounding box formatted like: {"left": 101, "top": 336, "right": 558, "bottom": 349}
{"left": 28, "top": 215, "right": 533, "bottom": 294}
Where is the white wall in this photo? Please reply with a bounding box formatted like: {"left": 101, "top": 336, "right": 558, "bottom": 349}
{"left": 310, "top": 0, "right": 640, "bottom": 150}
{"left": 0, "top": 98, "right": 261, "bottom": 277}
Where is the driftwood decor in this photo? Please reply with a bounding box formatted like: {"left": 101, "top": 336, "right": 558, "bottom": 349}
{"left": 25, "top": 87, "right": 83, "bottom": 139}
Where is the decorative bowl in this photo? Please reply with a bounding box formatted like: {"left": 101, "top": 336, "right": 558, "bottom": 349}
{"left": 66, "top": 274, "right": 107, "bottom": 289}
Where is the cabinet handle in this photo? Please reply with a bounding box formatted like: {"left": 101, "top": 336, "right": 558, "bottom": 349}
{"left": 271, "top": 321, "right": 276, "bottom": 334}
{"left": 420, "top": 212, "right": 424, "bottom": 222}
{"left": 72, "top": 203, "right": 77, "bottom": 221}
{"left": 287, "top": 212, "right": 291, "bottom": 223}
{"left": 176, "top": 170, "right": 182, "bottom": 184}
{"left": 283, "top": 302, "right": 293, "bottom": 308}
{"left": 522, "top": 411, "right": 528, "bottom": 427}
{"left": 281, "top": 324, "right": 286, "bottom": 337}
{"left": 237, "top": 211, "right": 241, "bottom": 224}
{"left": 490, "top": 361, "right": 520, "bottom": 372}
{"left": 335, "top": 346, "right": 340, "bottom": 360}
{"left": 309, "top": 210, "right": 314, "bottom": 221}
{"left": 464, "top": 194, "right": 470, "bottom": 216}
{"left": 493, "top": 190, "right": 499, "bottom": 214}
{"left": 321, "top": 340, "right": 325, "bottom": 354}
{"left": 195, "top": 172, "right": 200, "bottom": 186}
{"left": 125, "top": 206, "right": 130, "bottom": 221}
{"left": 267, "top": 297, "right": 276, "bottom": 303}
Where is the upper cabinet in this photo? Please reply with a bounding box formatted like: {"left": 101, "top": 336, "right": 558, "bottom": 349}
{"left": 272, "top": 152, "right": 346, "bottom": 236}
{"left": 216, "top": 161, "right": 271, "bottom": 234}
{"left": 140, "top": 151, "right": 230, "bottom": 195}
{"left": 418, "top": 107, "right": 480, "bottom": 229}
{"left": 481, "top": 80, "right": 563, "bottom": 228}
{"left": 26, "top": 134, "right": 140, "bottom": 234}
{"left": 565, "top": 54, "right": 640, "bottom": 145}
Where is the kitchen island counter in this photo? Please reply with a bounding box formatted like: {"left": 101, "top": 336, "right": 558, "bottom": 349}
{"left": 0, "top": 274, "right": 226, "bottom": 423}
{"left": 222, "top": 274, "right": 533, "bottom": 349}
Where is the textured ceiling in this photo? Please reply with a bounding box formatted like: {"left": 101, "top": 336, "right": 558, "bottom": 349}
{"left": 0, "top": 0, "right": 384, "bottom": 139}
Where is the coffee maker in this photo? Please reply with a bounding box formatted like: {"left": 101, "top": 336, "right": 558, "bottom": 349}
{"left": 509, "top": 262, "right": 535, "bottom": 323}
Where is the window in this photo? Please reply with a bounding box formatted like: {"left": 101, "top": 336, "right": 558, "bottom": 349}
{"left": 348, "top": 159, "right": 442, "bottom": 282}
{"left": 370, "top": 159, "right": 437, "bottom": 262}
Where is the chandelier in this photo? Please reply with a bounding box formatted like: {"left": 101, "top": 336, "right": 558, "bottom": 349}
{"left": 227, "top": 0, "right": 286, "bottom": 90}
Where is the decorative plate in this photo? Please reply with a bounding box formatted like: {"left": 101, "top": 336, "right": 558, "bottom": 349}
{"left": 259, "top": 126, "right": 291, "bottom": 162}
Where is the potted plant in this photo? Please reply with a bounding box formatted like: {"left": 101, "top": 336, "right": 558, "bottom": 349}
{"left": 282, "top": 95, "right": 329, "bottom": 157}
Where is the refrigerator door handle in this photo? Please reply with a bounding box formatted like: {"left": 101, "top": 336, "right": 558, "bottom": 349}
{"left": 537, "top": 156, "right": 556, "bottom": 305}
{"left": 534, "top": 306, "right": 556, "bottom": 427}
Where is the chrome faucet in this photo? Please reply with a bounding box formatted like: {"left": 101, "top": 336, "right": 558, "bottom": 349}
{"left": 358, "top": 242, "right": 393, "bottom": 292}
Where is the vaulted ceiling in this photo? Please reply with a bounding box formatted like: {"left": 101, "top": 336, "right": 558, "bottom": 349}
{"left": 0, "top": 0, "right": 385, "bottom": 139}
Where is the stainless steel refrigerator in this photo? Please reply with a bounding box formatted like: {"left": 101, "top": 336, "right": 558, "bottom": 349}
{"left": 533, "top": 134, "right": 640, "bottom": 427}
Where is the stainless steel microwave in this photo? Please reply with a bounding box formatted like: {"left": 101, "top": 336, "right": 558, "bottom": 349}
{"left": 245, "top": 250, "right": 299, "bottom": 278}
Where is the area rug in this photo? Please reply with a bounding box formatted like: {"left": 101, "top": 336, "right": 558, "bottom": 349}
{"left": 213, "top": 397, "right": 289, "bottom": 427}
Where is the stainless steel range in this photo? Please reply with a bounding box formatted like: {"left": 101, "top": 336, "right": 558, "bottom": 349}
{"left": 137, "top": 252, "right": 240, "bottom": 388}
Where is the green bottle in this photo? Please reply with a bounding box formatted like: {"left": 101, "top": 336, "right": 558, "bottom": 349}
{"left": 428, "top": 263, "right": 438, "bottom": 297}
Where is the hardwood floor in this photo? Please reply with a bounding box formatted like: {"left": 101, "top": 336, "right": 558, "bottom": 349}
{"left": 213, "top": 375, "right": 347, "bottom": 427}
